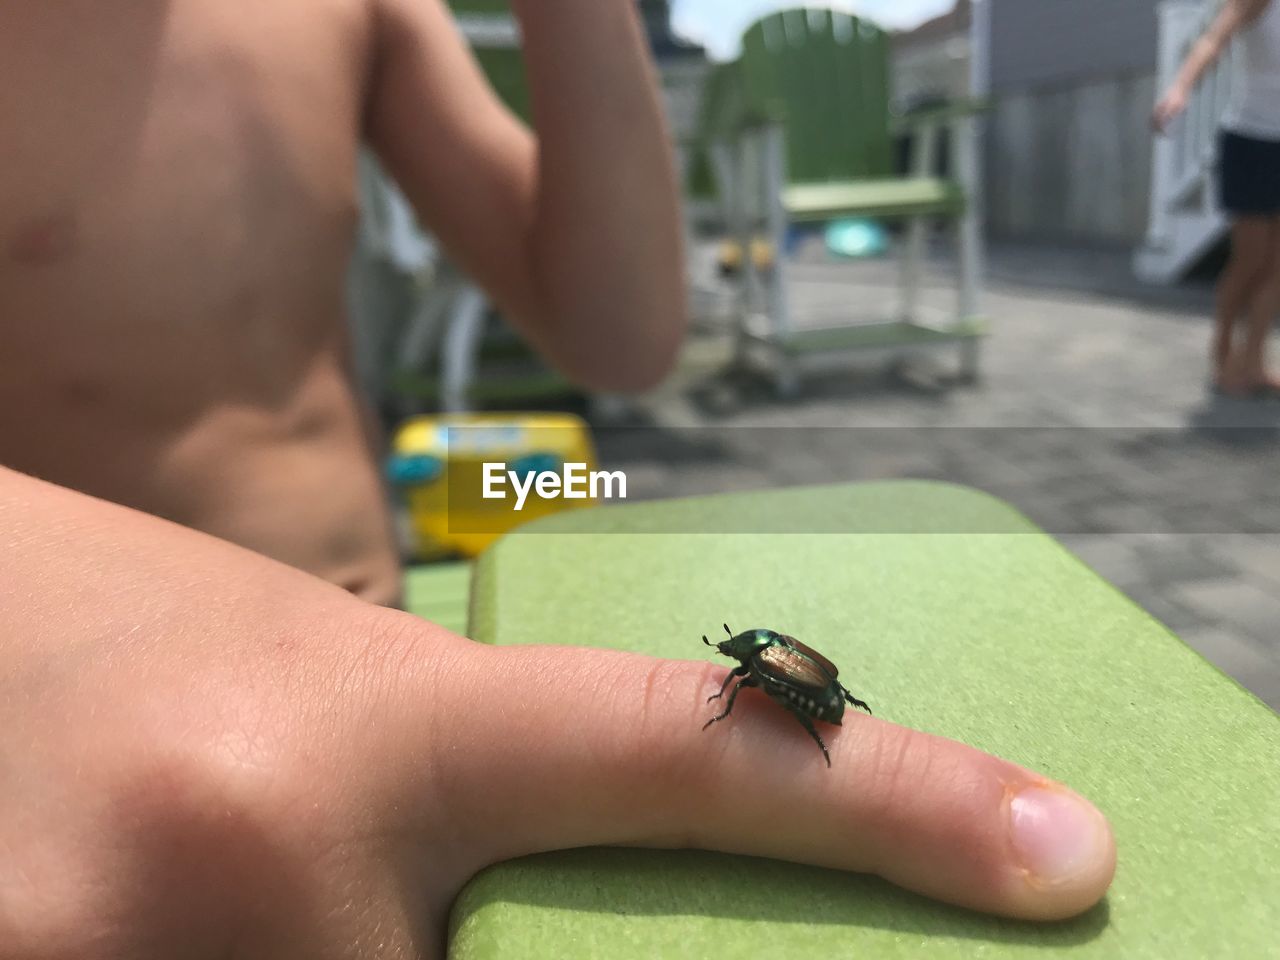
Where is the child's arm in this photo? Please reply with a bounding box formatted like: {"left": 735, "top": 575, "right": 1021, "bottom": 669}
{"left": 366, "top": 0, "right": 686, "bottom": 393}
{"left": 1153, "top": 0, "right": 1272, "bottom": 131}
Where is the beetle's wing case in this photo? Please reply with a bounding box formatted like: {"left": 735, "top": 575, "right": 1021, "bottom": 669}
{"left": 755, "top": 644, "right": 833, "bottom": 692}
{"left": 777, "top": 636, "right": 840, "bottom": 680}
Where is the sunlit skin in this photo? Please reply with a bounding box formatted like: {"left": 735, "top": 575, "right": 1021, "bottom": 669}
{"left": 0, "top": 0, "right": 686, "bottom": 606}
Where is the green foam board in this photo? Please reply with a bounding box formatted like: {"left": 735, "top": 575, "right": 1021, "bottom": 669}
{"left": 448, "top": 482, "right": 1279, "bottom": 958}
{"left": 404, "top": 561, "right": 472, "bottom": 636}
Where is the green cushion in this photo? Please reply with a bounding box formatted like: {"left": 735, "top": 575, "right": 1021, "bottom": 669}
{"left": 404, "top": 561, "right": 472, "bottom": 636}
{"left": 450, "top": 482, "right": 1279, "bottom": 958}
{"left": 784, "top": 177, "right": 966, "bottom": 221}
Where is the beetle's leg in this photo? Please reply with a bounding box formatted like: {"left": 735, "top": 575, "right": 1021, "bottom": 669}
{"left": 702, "top": 676, "right": 756, "bottom": 729}
{"left": 707, "top": 665, "right": 750, "bottom": 703}
{"left": 789, "top": 710, "right": 832, "bottom": 768}
{"left": 841, "top": 686, "right": 872, "bottom": 716}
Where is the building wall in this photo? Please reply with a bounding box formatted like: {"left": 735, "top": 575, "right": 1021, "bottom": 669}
{"left": 989, "top": 0, "right": 1160, "bottom": 92}
{"left": 984, "top": 0, "right": 1163, "bottom": 246}
{"left": 985, "top": 71, "right": 1156, "bottom": 246}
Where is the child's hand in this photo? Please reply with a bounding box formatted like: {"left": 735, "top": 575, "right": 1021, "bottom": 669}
{"left": 0, "top": 469, "right": 1117, "bottom": 958}
{"left": 1153, "top": 83, "right": 1190, "bottom": 133}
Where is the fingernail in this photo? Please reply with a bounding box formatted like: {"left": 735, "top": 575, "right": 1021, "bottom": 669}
{"left": 1010, "top": 786, "right": 1111, "bottom": 888}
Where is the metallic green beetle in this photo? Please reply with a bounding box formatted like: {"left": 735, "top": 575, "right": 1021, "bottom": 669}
{"left": 702, "top": 624, "right": 872, "bottom": 767}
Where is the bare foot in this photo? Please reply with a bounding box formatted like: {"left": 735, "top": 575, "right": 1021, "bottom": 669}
{"left": 1217, "top": 356, "right": 1280, "bottom": 396}
{"left": 1214, "top": 377, "right": 1270, "bottom": 398}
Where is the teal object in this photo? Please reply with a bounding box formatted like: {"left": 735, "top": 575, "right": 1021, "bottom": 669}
{"left": 385, "top": 453, "right": 444, "bottom": 487}
{"left": 444, "top": 482, "right": 1279, "bottom": 959}
{"left": 825, "top": 217, "right": 889, "bottom": 257}
{"left": 509, "top": 452, "right": 562, "bottom": 482}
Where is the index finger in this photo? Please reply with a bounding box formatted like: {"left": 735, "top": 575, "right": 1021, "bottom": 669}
{"left": 374, "top": 641, "right": 1116, "bottom": 922}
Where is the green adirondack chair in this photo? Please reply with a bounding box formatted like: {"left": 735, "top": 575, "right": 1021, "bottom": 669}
{"left": 705, "top": 8, "right": 986, "bottom": 392}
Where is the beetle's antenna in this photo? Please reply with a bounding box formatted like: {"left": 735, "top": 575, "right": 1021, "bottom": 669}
{"left": 723, "top": 623, "right": 733, "bottom": 638}
{"left": 702, "top": 634, "right": 712, "bottom": 646}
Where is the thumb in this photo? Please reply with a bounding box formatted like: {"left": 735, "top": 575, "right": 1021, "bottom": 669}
{"left": 378, "top": 639, "right": 1116, "bottom": 923}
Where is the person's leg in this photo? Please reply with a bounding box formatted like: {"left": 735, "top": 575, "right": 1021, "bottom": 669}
{"left": 1225, "top": 214, "right": 1280, "bottom": 392}
{"left": 1212, "top": 217, "right": 1273, "bottom": 388}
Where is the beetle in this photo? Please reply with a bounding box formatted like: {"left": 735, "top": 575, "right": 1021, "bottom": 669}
{"left": 702, "top": 624, "right": 871, "bottom": 767}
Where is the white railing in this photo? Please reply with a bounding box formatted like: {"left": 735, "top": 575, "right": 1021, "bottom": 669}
{"left": 1170, "top": 1, "right": 1235, "bottom": 203}
{"left": 1137, "top": 0, "right": 1234, "bottom": 283}
{"left": 455, "top": 13, "right": 521, "bottom": 48}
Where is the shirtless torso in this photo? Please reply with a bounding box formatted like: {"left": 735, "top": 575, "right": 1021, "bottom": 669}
{"left": 0, "top": 0, "right": 686, "bottom": 607}
{"left": 0, "top": 2, "right": 397, "bottom": 599}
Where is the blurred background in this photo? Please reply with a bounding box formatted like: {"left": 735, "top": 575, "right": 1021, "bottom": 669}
{"left": 357, "top": 1, "right": 1279, "bottom": 710}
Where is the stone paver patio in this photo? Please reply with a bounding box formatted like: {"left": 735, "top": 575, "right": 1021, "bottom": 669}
{"left": 597, "top": 241, "right": 1280, "bottom": 709}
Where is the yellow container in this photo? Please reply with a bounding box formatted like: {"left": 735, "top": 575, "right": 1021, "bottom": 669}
{"left": 387, "top": 413, "right": 599, "bottom": 560}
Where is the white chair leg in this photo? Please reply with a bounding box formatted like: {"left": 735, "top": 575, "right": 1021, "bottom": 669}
{"left": 900, "top": 120, "right": 940, "bottom": 327}
{"left": 955, "top": 139, "right": 982, "bottom": 323}
{"left": 958, "top": 337, "right": 981, "bottom": 383}
{"left": 762, "top": 123, "right": 791, "bottom": 342}
{"left": 399, "top": 269, "right": 455, "bottom": 373}
{"left": 759, "top": 122, "right": 799, "bottom": 397}
{"left": 737, "top": 130, "right": 761, "bottom": 337}
{"left": 710, "top": 139, "right": 751, "bottom": 367}
{"left": 957, "top": 213, "right": 981, "bottom": 322}
{"left": 955, "top": 212, "right": 981, "bottom": 381}
{"left": 441, "top": 284, "right": 487, "bottom": 413}
{"left": 952, "top": 114, "right": 983, "bottom": 382}
{"left": 709, "top": 142, "right": 739, "bottom": 236}
{"left": 900, "top": 216, "right": 927, "bottom": 324}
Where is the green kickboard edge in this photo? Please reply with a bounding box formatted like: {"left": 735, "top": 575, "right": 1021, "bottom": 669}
{"left": 404, "top": 561, "right": 473, "bottom": 636}
{"left": 772, "top": 318, "right": 988, "bottom": 355}
{"left": 784, "top": 179, "right": 967, "bottom": 222}
{"left": 450, "top": 482, "right": 1279, "bottom": 959}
